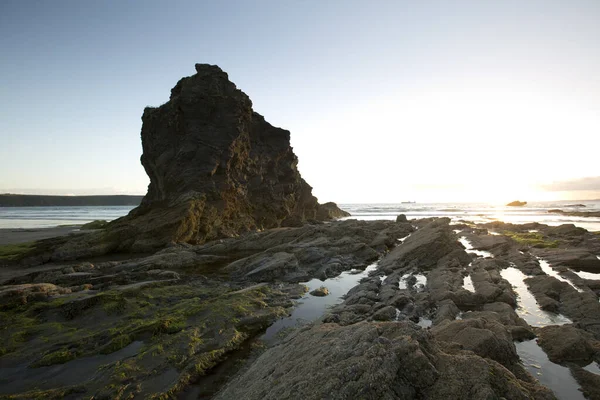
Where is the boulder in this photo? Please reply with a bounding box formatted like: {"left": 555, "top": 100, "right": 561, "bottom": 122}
{"left": 536, "top": 325, "right": 599, "bottom": 364}
{"left": 309, "top": 286, "right": 329, "bottom": 297}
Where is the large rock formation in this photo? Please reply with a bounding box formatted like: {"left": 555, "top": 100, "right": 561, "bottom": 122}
{"left": 46, "top": 64, "right": 349, "bottom": 258}
{"left": 128, "top": 64, "right": 347, "bottom": 246}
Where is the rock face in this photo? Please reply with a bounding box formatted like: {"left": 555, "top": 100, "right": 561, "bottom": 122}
{"left": 379, "top": 218, "right": 465, "bottom": 273}
{"left": 535, "top": 325, "right": 600, "bottom": 364}
{"left": 127, "top": 64, "right": 348, "bottom": 247}
{"left": 44, "top": 64, "right": 349, "bottom": 258}
{"left": 215, "top": 321, "right": 555, "bottom": 400}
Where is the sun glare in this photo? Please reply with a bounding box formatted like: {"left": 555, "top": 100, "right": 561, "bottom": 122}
{"left": 299, "top": 85, "right": 599, "bottom": 203}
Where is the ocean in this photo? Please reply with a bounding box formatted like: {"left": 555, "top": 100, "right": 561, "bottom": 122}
{"left": 0, "top": 206, "right": 136, "bottom": 229}
{"left": 342, "top": 200, "right": 600, "bottom": 232}
{"left": 1, "top": 200, "right": 599, "bottom": 231}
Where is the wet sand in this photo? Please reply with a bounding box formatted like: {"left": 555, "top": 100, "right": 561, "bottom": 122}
{"left": 0, "top": 226, "right": 83, "bottom": 245}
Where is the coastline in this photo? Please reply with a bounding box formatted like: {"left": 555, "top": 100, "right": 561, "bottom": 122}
{"left": 2, "top": 216, "right": 599, "bottom": 398}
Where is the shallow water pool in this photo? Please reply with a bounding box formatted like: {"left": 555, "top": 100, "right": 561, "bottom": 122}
{"left": 516, "top": 339, "right": 585, "bottom": 400}
{"left": 260, "top": 263, "right": 378, "bottom": 343}
{"left": 500, "top": 266, "right": 571, "bottom": 327}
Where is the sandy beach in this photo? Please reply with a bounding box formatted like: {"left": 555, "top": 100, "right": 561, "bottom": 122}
{"left": 0, "top": 226, "right": 83, "bottom": 245}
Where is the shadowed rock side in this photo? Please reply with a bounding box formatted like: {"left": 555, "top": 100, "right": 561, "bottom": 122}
{"left": 27, "top": 64, "right": 348, "bottom": 261}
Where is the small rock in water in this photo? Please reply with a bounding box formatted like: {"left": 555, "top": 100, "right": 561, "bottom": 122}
{"left": 310, "top": 286, "right": 329, "bottom": 297}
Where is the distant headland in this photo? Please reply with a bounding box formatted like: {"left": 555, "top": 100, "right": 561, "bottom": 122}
{"left": 0, "top": 194, "right": 144, "bottom": 207}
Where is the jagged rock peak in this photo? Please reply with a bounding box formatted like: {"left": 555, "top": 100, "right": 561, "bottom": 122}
{"left": 194, "top": 63, "right": 226, "bottom": 75}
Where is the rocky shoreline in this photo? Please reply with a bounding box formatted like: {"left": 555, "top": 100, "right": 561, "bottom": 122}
{"left": 548, "top": 209, "right": 600, "bottom": 218}
{"left": 0, "top": 217, "right": 599, "bottom": 399}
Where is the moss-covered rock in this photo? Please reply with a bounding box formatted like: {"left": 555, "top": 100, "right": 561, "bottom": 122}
{"left": 80, "top": 220, "right": 108, "bottom": 230}
{"left": 502, "top": 231, "right": 559, "bottom": 248}
{"left": 309, "top": 286, "right": 329, "bottom": 297}
{"left": 0, "top": 242, "right": 36, "bottom": 260}
{"left": 0, "top": 279, "right": 295, "bottom": 398}
{"left": 31, "top": 348, "right": 79, "bottom": 367}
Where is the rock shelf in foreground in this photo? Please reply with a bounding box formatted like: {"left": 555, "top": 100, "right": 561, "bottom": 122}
{"left": 3, "top": 217, "right": 600, "bottom": 398}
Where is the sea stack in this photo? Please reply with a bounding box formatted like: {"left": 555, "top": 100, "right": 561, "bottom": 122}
{"left": 54, "top": 64, "right": 348, "bottom": 256}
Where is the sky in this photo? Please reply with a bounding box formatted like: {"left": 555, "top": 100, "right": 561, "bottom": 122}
{"left": 1, "top": 0, "right": 599, "bottom": 203}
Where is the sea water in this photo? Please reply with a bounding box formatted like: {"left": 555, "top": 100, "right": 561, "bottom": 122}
{"left": 0, "top": 206, "right": 136, "bottom": 229}
{"left": 340, "top": 200, "right": 600, "bottom": 231}
{"left": 1, "top": 200, "right": 600, "bottom": 230}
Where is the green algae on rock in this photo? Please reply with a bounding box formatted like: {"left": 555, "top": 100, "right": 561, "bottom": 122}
{"left": 0, "top": 279, "right": 297, "bottom": 398}
{"left": 0, "top": 242, "right": 36, "bottom": 261}
{"left": 502, "top": 231, "right": 560, "bottom": 248}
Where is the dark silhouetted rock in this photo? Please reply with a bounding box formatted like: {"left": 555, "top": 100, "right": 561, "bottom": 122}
{"left": 316, "top": 202, "right": 350, "bottom": 220}
{"left": 44, "top": 64, "right": 348, "bottom": 260}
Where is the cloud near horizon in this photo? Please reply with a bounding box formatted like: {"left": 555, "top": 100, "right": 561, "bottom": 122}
{"left": 540, "top": 176, "right": 600, "bottom": 192}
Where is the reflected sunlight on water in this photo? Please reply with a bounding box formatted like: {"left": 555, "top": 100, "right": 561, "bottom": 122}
{"left": 500, "top": 266, "right": 572, "bottom": 327}
{"left": 340, "top": 201, "right": 600, "bottom": 231}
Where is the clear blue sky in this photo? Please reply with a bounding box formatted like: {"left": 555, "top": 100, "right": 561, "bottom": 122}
{"left": 1, "top": 0, "right": 599, "bottom": 202}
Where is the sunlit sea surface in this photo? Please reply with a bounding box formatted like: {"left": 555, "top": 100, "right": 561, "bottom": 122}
{"left": 339, "top": 200, "right": 600, "bottom": 232}
{"left": 1, "top": 200, "right": 599, "bottom": 231}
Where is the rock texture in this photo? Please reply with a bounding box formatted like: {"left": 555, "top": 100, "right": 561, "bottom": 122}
{"left": 32, "top": 64, "right": 349, "bottom": 260}
{"left": 215, "top": 321, "right": 555, "bottom": 400}
{"left": 121, "top": 64, "right": 348, "bottom": 248}
{"left": 5, "top": 217, "right": 600, "bottom": 398}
